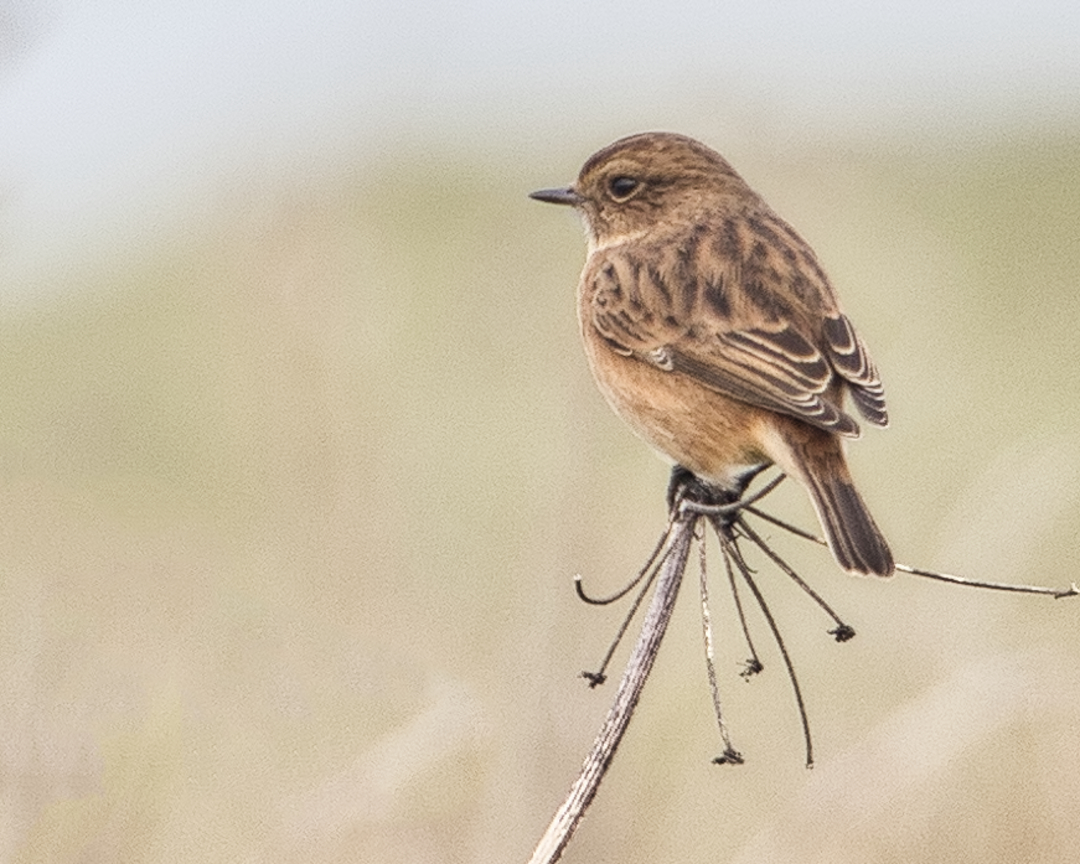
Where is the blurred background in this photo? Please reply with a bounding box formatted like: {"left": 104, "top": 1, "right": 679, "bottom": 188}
{"left": 2, "top": 2, "right": 1079, "bottom": 862}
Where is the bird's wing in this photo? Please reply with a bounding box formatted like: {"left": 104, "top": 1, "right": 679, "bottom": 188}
{"left": 587, "top": 249, "right": 869, "bottom": 438}
{"left": 667, "top": 326, "right": 861, "bottom": 437}
{"left": 822, "top": 313, "right": 888, "bottom": 427}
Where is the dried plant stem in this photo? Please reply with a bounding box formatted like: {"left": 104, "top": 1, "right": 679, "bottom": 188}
{"left": 697, "top": 529, "right": 742, "bottom": 763}
{"left": 526, "top": 469, "right": 1075, "bottom": 863}
{"left": 717, "top": 520, "right": 815, "bottom": 768}
{"left": 526, "top": 509, "right": 696, "bottom": 864}
{"left": 744, "top": 505, "right": 1079, "bottom": 598}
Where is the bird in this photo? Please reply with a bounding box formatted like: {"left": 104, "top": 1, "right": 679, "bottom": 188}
{"left": 530, "top": 132, "right": 894, "bottom": 576}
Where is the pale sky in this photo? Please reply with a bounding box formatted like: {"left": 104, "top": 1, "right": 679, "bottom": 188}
{"left": 2, "top": 0, "right": 1078, "bottom": 295}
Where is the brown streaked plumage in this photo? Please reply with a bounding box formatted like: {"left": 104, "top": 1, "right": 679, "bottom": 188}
{"left": 531, "top": 132, "right": 893, "bottom": 576}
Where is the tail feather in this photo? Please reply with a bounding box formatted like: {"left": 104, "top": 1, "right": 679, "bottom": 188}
{"left": 769, "top": 428, "right": 894, "bottom": 577}
{"left": 805, "top": 469, "right": 894, "bottom": 577}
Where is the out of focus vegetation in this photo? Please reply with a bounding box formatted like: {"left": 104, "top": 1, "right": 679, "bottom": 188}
{"left": 2, "top": 126, "right": 1078, "bottom": 863}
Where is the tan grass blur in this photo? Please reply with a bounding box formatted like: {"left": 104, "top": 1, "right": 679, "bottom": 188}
{"left": 1, "top": 131, "right": 1079, "bottom": 863}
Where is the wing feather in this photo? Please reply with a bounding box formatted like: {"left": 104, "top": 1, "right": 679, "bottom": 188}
{"left": 669, "top": 328, "right": 860, "bottom": 437}
{"left": 586, "top": 246, "right": 884, "bottom": 439}
{"left": 823, "top": 314, "right": 888, "bottom": 427}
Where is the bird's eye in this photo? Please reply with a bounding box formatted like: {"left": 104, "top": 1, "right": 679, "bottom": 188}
{"left": 608, "top": 176, "right": 639, "bottom": 200}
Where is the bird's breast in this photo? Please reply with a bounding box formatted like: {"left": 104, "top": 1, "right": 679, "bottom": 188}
{"left": 577, "top": 290, "right": 772, "bottom": 488}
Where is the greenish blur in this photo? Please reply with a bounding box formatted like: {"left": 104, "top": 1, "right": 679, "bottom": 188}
{"left": 2, "top": 128, "right": 1079, "bottom": 863}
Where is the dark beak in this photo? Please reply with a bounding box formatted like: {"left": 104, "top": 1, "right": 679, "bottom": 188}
{"left": 529, "top": 186, "right": 583, "bottom": 206}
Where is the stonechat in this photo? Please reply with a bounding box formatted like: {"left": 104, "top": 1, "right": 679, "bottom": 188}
{"left": 531, "top": 132, "right": 893, "bottom": 576}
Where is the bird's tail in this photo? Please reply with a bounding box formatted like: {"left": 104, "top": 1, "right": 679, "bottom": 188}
{"left": 778, "top": 436, "right": 894, "bottom": 577}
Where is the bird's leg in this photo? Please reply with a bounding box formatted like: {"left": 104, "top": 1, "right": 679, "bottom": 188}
{"left": 666, "top": 464, "right": 762, "bottom": 516}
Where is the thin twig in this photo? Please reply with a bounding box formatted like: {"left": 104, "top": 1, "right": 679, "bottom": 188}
{"left": 895, "top": 564, "right": 1080, "bottom": 598}
{"left": 736, "top": 517, "right": 855, "bottom": 641}
{"left": 696, "top": 526, "right": 742, "bottom": 764}
{"left": 580, "top": 542, "right": 670, "bottom": 688}
{"left": 574, "top": 518, "right": 676, "bottom": 605}
{"left": 679, "top": 473, "right": 786, "bottom": 516}
{"left": 527, "top": 510, "right": 697, "bottom": 864}
{"left": 744, "top": 505, "right": 1078, "bottom": 599}
{"left": 715, "top": 518, "right": 815, "bottom": 768}
{"left": 743, "top": 504, "right": 820, "bottom": 543}
{"left": 719, "top": 536, "right": 763, "bottom": 678}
